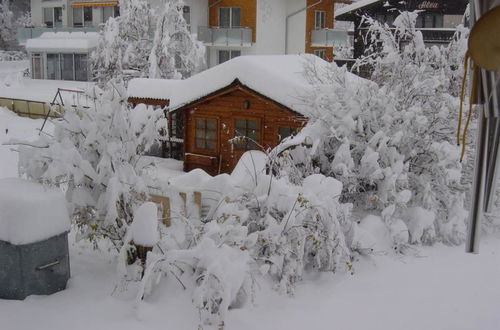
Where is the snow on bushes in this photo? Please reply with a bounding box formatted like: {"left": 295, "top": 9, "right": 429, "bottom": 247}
{"left": 17, "top": 82, "right": 165, "bottom": 249}
{"left": 280, "top": 11, "right": 469, "bottom": 247}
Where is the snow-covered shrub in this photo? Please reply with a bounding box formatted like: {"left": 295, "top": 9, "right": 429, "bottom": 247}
{"left": 137, "top": 152, "right": 355, "bottom": 327}
{"left": 17, "top": 81, "right": 165, "bottom": 250}
{"left": 289, "top": 11, "right": 469, "bottom": 246}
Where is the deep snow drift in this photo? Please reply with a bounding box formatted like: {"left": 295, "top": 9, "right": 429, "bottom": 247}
{"left": 0, "top": 106, "right": 499, "bottom": 330}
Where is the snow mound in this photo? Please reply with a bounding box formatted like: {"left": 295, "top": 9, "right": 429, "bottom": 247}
{"left": 303, "top": 174, "right": 343, "bottom": 202}
{"left": 232, "top": 150, "right": 267, "bottom": 177}
{"left": 169, "top": 168, "right": 212, "bottom": 188}
{"left": 403, "top": 207, "right": 436, "bottom": 244}
{"left": 131, "top": 202, "right": 159, "bottom": 247}
{"left": 0, "top": 178, "right": 70, "bottom": 245}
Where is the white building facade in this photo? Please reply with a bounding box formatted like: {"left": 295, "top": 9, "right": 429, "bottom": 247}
{"left": 23, "top": 0, "right": 345, "bottom": 81}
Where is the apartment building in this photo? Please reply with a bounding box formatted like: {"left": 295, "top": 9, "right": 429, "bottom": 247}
{"left": 21, "top": 0, "right": 348, "bottom": 81}
{"left": 199, "top": 0, "right": 347, "bottom": 67}
{"left": 335, "top": 0, "right": 468, "bottom": 59}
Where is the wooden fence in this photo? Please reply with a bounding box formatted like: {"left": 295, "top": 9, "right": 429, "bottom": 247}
{"left": 0, "top": 97, "right": 62, "bottom": 119}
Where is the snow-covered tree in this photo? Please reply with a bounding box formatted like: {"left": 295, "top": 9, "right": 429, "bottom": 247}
{"left": 18, "top": 82, "right": 165, "bottom": 249}
{"left": 0, "top": 0, "right": 16, "bottom": 50}
{"left": 149, "top": 0, "right": 205, "bottom": 79}
{"left": 91, "top": 0, "right": 154, "bottom": 85}
{"left": 285, "top": 11, "right": 469, "bottom": 246}
{"left": 91, "top": 0, "right": 204, "bottom": 85}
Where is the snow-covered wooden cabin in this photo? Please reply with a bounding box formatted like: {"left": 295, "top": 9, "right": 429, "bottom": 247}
{"left": 127, "top": 54, "right": 327, "bottom": 175}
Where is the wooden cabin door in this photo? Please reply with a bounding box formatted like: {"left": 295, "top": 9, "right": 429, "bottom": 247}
{"left": 219, "top": 118, "right": 262, "bottom": 174}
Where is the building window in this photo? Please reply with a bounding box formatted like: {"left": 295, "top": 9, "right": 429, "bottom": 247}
{"left": 61, "top": 54, "right": 74, "bottom": 80}
{"left": 73, "top": 7, "right": 93, "bottom": 27}
{"left": 195, "top": 119, "right": 217, "bottom": 151}
{"left": 218, "top": 50, "right": 241, "bottom": 64}
{"left": 74, "top": 54, "right": 88, "bottom": 81}
{"left": 315, "top": 10, "right": 326, "bottom": 30}
{"left": 375, "top": 13, "right": 396, "bottom": 26}
{"left": 278, "top": 127, "right": 299, "bottom": 142}
{"left": 43, "top": 7, "right": 63, "bottom": 28}
{"left": 183, "top": 6, "right": 191, "bottom": 30}
{"left": 234, "top": 119, "right": 260, "bottom": 150}
{"left": 103, "top": 6, "right": 119, "bottom": 23}
{"left": 219, "top": 7, "right": 241, "bottom": 28}
{"left": 46, "top": 54, "right": 61, "bottom": 80}
{"left": 416, "top": 13, "right": 444, "bottom": 28}
{"left": 313, "top": 49, "right": 326, "bottom": 59}
{"left": 32, "top": 54, "right": 42, "bottom": 79}
{"left": 44, "top": 53, "right": 88, "bottom": 81}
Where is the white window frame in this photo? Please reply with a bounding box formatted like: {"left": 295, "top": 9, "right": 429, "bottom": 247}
{"left": 73, "top": 7, "right": 93, "bottom": 27}
{"left": 313, "top": 49, "right": 326, "bottom": 60}
{"left": 218, "top": 49, "right": 241, "bottom": 64}
{"left": 43, "top": 7, "right": 63, "bottom": 28}
{"left": 315, "top": 10, "right": 326, "bottom": 30}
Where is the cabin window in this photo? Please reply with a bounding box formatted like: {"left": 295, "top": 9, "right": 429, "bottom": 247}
{"left": 234, "top": 119, "right": 260, "bottom": 150}
{"left": 315, "top": 11, "right": 326, "bottom": 30}
{"left": 278, "top": 127, "right": 299, "bottom": 142}
{"left": 195, "top": 118, "right": 217, "bottom": 151}
{"left": 218, "top": 50, "right": 241, "bottom": 64}
{"left": 313, "top": 49, "right": 326, "bottom": 60}
{"left": 219, "top": 7, "right": 241, "bottom": 28}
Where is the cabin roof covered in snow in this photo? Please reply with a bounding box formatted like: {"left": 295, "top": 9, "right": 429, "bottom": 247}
{"left": 128, "top": 54, "right": 334, "bottom": 115}
{"left": 335, "top": 0, "right": 381, "bottom": 19}
{"left": 26, "top": 32, "right": 99, "bottom": 53}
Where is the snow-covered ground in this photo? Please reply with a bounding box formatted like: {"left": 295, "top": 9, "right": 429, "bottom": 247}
{"left": 1, "top": 105, "right": 499, "bottom": 330}
{"left": 0, "top": 61, "right": 94, "bottom": 104}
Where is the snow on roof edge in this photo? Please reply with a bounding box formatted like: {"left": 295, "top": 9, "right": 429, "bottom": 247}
{"left": 335, "top": 0, "right": 381, "bottom": 18}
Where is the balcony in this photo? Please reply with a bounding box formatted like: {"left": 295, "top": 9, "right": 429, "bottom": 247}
{"left": 17, "top": 26, "right": 98, "bottom": 45}
{"left": 197, "top": 26, "right": 252, "bottom": 47}
{"left": 417, "top": 28, "right": 457, "bottom": 43}
{"left": 311, "top": 29, "right": 349, "bottom": 47}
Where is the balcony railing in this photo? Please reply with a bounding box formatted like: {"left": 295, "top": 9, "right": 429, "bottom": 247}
{"left": 311, "top": 29, "right": 349, "bottom": 47}
{"left": 17, "top": 26, "right": 99, "bottom": 45}
{"left": 197, "top": 26, "right": 252, "bottom": 47}
{"left": 417, "top": 28, "right": 457, "bottom": 43}
{"left": 358, "top": 27, "right": 458, "bottom": 43}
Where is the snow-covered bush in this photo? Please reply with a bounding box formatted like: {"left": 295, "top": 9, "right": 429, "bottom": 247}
{"left": 285, "top": 11, "right": 469, "bottom": 246}
{"left": 136, "top": 152, "right": 354, "bottom": 327}
{"left": 18, "top": 81, "right": 165, "bottom": 249}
